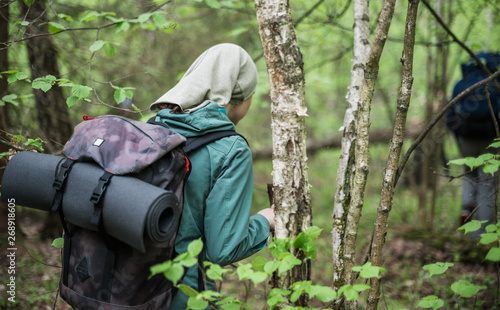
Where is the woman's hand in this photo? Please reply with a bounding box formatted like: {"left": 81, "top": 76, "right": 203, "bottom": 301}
{"left": 258, "top": 207, "right": 275, "bottom": 231}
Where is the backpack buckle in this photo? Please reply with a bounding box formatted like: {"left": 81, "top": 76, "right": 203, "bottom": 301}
{"left": 53, "top": 159, "right": 75, "bottom": 191}
{"left": 90, "top": 171, "right": 113, "bottom": 227}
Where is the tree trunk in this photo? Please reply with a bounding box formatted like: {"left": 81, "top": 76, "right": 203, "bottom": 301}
{"left": 331, "top": 0, "right": 370, "bottom": 305}
{"left": 255, "top": 0, "right": 312, "bottom": 307}
{"left": 0, "top": 0, "right": 10, "bottom": 236}
{"left": 366, "top": 1, "right": 420, "bottom": 309}
{"left": 19, "top": 0, "right": 73, "bottom": 154}
{"left": 19, "top": 0, "right": 72, "bottom": 238}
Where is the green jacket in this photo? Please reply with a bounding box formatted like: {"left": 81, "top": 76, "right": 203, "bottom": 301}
{"left": 154, "top": 102, "right": 270, "bottom": 308}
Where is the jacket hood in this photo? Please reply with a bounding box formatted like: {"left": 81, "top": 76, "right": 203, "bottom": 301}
{"left": 154, "top": 102, "right": 235, "bottom": 138}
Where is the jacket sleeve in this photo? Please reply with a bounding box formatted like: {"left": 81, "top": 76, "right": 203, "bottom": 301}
{"left": 203, "top": 137, "right": 270, "bottom": 266}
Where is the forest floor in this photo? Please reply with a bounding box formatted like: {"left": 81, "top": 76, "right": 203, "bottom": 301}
{"left": 0, "top": 215, "right": 498, "bottom": 310}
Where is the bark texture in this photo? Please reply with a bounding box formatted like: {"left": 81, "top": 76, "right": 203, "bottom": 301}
{"left": 366, "top": 1, "right": 420, "bottom": 309}
{"left": 335, "top": 0, "right": 397, "bottom": 307}
{"left": 331, "top": 0, "right": 370, "bottom": 299}
{"left": 19, "top": 0, "right": 73, "bottom": 153}
{"left": 255, "top": 0, "right": 312, "bottom": 306}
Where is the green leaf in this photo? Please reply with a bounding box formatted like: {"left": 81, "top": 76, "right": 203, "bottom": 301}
{"left": 451, "top": 280, "right": 486, "bottom": 298}
{"left": 479, "top": 233, "right": 499, "bottom": 245}
{"left": 178, "top": 284, "right": 199, "bottom": 297}
{"left": 264, "top": 260, "right": 279, "bottom": 274}
{"left": 20, "top": 21, "right": 29, "bottom": 26}
{"left": 23, "top": 0, "right": 34, "bottom": 6}
{"left": 89, "top": 40, "right": 105, "bottom": 52}
{"left": 173, "top": 252, "right": 197, "bottom": 267}
{"left": 66, "top": 96, "right": 79, "bottom": 107}
{"left": 163, "top": 263, "right": 184, "bottom": 285}
{"left": 477, "top": 153, "right": 495, "bottom": 161}
{"left": 338, "top": 285, "right": 359, "bottom": 301}
{"left": 483, "top": 163, "right": 499, "bottom": 175}
{"left": 485, "top": 247, "right": 500, "bottom": 262}
{"left": 310, "top": 285, "right": 337, "bottom": 302}
{"left": 114, "top": 88, "right": 133, "bottom": 104}
{"left": 188, "top": 238, "right": 204, "bottom": 257}
{"left": 278, "top": 253, "right": 301, "bottom": 275}
{"left": 80, "top": 11, "right": 101, "bottom": 22}
{"left": 458, "top": 220, "right": 487, "bottom": 234}
{"left": 150, "top": 260, "right": 172, "bottom": 277}
{"left": 48, "top": 22, "right": 65, "bottom": 34}
{"left": 1, "top": 94, "right": 19, "bottom": 106}
{"left": 267, "top": 288, "right": 291, "bottom": 309}
{"left": 353, "top": 283, "right": 370, "bottom": 292}
{"left": 352, "top": 262, "right": 384, "bottom": 279}
{"left": 72, "top": 85, "right": 92, "bottom": 99}
{"left": 448, "top": 157, "right": 485, "bottom": 170}
{"left": 51, "top": 237, "right": 64, "bottom": 248}
{"left": 7, "top": 71, "right": 29, "bottom": 83}
{"left": 58, "top": 13, "right": 73, "bottom": 21}
{"left": 236, "top": 263, "right": 253, "bottom": 280}
{"left": 290, "top": 281, "right": 311, "bottom": 303}
{"left": 205, "top": 0, "right": 222, "bottom": 8}
{"left": 249, "top": 271, "right": 268, "bottom": 286}
{"left": 115, "top": 21, "right": 130, "bottom": 33}
{"left": 24, "top": 138, "right": 45, "bottom": 152}
{"left": 187, "top": 295, "right": 209, "bottom": 310}
{"left": 422, "top": 262, "right": 454, "bottom": 277}
{"left": 32, "top": 79, "right": 53, "bottom": 92}
{"left": 488, "top": 140, "right": 500, "bottom": 149}
{"left": 251, "top": 256, "right": 268, "bottom": 272}
{"left": 305, "top": 226, "right": 322, "bottom": 239}
{"left": 270, "top": 238, "right": 291, "bottom": 258}
{"left": 417, "top": 295, "right": 444, "bottom": 309}
{"left": 205, "top": 264, "right": 230, "bottom": 281}
{"left": 103, "top": 42, "right": 115, "bottom": 57}
{"left": 293, "top": 233, "right": 316, "bottom": 259}
{"left": 152, "top": 12, "right": 168, "bottom": 29}
{"left": 137, "top": 13, "right": 152, "bottom": 23}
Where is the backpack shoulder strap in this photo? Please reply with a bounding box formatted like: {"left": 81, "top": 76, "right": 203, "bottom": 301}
{"left": 184, "top": 130, "right": 246, "bottom": 153}
{"left": 147, "top": 116, "right": 247, "bottom": 153}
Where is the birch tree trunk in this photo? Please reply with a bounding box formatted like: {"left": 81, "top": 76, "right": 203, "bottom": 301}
{"left": 255, "top": 0, "right": 312, "bottom": 306}
{"left": 366, "top": 1, "right": 420, "bottom": 309}
{"left": 339, "top": 0, "right": 397, "bottom": 308}
{"left": 331, "top": 0, "right": 370, "bottom": 299}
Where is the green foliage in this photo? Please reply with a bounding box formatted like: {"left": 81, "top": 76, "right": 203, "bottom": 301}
{"left": 451, "top": 280, "right": 486, "bottom": 298}
{"left": 417, "top": 295, "right": 444, "bottom": 309}
{"left": 51, "top": 238, "right": 64, "bottom": 249}
{"left": 352, "top": 262, "right": 385, "bottom": 279}
{"left": 448, "top": 140, "right": 500, "bottom": 175}
{"left": 149, "top": 227, "right": 385, "bottom": 309}
{"left": 418, "top": 222, "right": 498, "bottom": 308}
{"left": 422, "top": 262, "right": 454, "bottom": 277}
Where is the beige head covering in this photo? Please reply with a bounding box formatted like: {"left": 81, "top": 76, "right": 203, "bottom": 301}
{"left": 150, "top": 43, "right": 258, "bottom": 113}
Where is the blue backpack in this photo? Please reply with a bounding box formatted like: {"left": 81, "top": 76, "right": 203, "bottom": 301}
{"left": 446, "top": 52, "right": 500, "bottom": 138}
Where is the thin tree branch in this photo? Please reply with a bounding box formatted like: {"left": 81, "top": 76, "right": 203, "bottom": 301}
{"left": 0, "top": 137, "right": 27, "bottom": 152}
{"left": 396, "top": 69, "right": 500, "bottom": 184}
{"left": 1, "top": 1, "right": 172, "bottom": 49}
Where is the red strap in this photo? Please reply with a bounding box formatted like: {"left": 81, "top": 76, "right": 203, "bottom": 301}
{"left": 83, "top": 115, "right": 96, "bottom": 121}
{"left": 184, "top": 155, "right": 190, "bottom": 173}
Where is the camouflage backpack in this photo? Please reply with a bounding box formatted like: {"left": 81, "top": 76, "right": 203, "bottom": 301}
{"left": 51, "top": 115, "right": 240, "bottom": 309}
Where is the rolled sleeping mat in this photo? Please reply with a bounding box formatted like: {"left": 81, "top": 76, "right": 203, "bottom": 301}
{"left": 1, "top": 151, "right": 180, "bottom": 253}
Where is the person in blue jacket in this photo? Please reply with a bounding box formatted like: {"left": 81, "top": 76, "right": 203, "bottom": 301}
{"left": 149, "top": 43, "right": 275, "bottom": 308}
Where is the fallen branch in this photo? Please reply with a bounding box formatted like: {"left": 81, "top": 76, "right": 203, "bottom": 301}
{"left": 251, "top": 126, "right": 421, "bottom": 161}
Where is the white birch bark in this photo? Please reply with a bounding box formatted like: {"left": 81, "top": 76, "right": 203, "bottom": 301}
{"left": 255, "top": 0, "right": 312, "bottom": 306}
{"left": 332, "top": 0, "right": 370, "bottom": 295}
